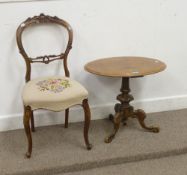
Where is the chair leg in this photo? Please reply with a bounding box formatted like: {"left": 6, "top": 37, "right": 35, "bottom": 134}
{"left": 30, "top": 111, "right": 35, "bottom": 132}
{"left": 65, "top": 108, "right": 69, "bottom": 128}
{"left": 82, "top": 99, "right": 92, "bottom": 150}
{"left": 23, "top": 106, "right": 32, "bottom": 158}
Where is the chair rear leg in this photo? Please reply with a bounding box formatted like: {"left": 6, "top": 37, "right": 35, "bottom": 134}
{"left": 30, "top": 111, "right": 35, "bottom": 132}
{"left": 23, "top": 106, "right": 32, "bottom": 158}
{"left": 82, "top": 99, "right": 92, "bottom": 150}
{"left": 65, "top": 108, "right": 69, "bottom": 128}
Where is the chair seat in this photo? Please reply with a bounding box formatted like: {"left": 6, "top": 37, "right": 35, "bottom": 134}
{"left": 22, "top": 76, "right": 88, "bottom": 111}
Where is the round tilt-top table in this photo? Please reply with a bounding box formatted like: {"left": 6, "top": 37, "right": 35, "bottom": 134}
{"left": 85, "top": 57, "right": 166, "bottom": 143}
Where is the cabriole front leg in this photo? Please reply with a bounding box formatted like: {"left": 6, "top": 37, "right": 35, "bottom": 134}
{"left": 82, "top": 99, "right": 92, "bottom": 150}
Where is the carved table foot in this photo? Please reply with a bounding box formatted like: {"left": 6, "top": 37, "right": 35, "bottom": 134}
{"left": 134, "top": 109, "right": 160, "bottom": 133}
{"left": 105, "top": 112, "right": 121, "bottom": 143}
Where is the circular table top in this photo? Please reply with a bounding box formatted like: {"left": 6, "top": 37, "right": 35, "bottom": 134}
{"left": 84, "top": 56, "right": 166, "bottom": 77}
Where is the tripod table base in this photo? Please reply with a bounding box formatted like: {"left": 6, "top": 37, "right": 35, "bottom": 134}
{"left": 105, "top": 77, "right": 159, "bottom": 143}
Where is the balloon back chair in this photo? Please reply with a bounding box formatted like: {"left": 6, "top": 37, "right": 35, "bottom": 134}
{"left": 16, "top": 14, "right": 92, "bottom": 158}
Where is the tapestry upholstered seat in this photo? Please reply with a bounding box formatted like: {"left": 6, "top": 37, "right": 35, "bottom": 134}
{"left": 23, "top": 76, "right": 88, "bottom": 111}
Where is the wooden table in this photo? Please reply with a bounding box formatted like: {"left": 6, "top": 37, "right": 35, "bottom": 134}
{"left": 85, "top": 56, "right": 166, "bottom": 143}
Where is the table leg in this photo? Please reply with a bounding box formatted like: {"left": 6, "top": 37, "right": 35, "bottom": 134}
{"left": 105, "top": 112, "right": 122, "bottom": 143}
{"left": 108, "top": 103, "right": 121, "bottom": 123}
{"left": 108, "top": 114, "right": 114, "bottom": 122}
{"left": 133, "top": 109, "right": 159, "bottom": 133}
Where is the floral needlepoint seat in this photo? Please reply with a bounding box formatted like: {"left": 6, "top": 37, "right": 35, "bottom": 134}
{"left": 23, "top": 76, "right": 88, "bottom": 111}
{"left": 16, "top": 14, "right": 92, "bottom": 158}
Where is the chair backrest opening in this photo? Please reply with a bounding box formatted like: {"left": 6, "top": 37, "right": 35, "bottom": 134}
{"left": 16, "top": 13, "right": 73, "bottom": 82}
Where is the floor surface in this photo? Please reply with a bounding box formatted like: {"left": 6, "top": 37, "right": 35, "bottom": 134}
{"left": 0, "top": 109, "right": 187, "bottom": 175}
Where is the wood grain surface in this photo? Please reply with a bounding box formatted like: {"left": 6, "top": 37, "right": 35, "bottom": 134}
{"left": 85, "top": 57, "right": 166, "bottom": 77}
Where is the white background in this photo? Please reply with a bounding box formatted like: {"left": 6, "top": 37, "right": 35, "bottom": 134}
{"left": 0, "top": 0, "right": 187, "bottom": 131}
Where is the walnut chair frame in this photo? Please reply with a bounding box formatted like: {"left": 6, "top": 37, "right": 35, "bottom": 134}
{"left": 16, "top": 14, "right": 92, "bottom": 158}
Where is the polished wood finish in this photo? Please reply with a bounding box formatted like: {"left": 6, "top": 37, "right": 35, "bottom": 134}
{"left": 85, "top": 57, "right": 166, "bottom": 143}
{"left": 17, "top": 14, "right": 92, "bottom": 158}
{"left": 85, "top": 57, "right": 166, "bottom": 77}
{"left": 105, "top": 77, "right": 159, "bottom": 143}
{"left": 30, "top": 111, "right": 35, "bottom": 132}
{"left": 82, "top": 99, "right": 92, "bottom": 150}
{"left": 65, "top": 108, "right": 69, "bottom": 128}
{"left": 23, "top": 106, "right": 32, "bottom": 158}
{"left": 16, "top": 13, "right": 73, "bottom": 82}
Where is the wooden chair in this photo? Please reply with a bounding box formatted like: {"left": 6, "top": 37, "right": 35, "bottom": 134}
{"left": 16, "top": 14, "right": 92, "bottom": 158}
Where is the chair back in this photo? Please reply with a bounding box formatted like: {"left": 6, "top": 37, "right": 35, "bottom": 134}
{"left": 16, "top": 13, "right": 73, "bottom": 82}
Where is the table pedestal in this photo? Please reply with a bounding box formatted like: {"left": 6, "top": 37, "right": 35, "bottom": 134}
{"left": 105, "top": 77, "right": 159, "bottom": 143}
